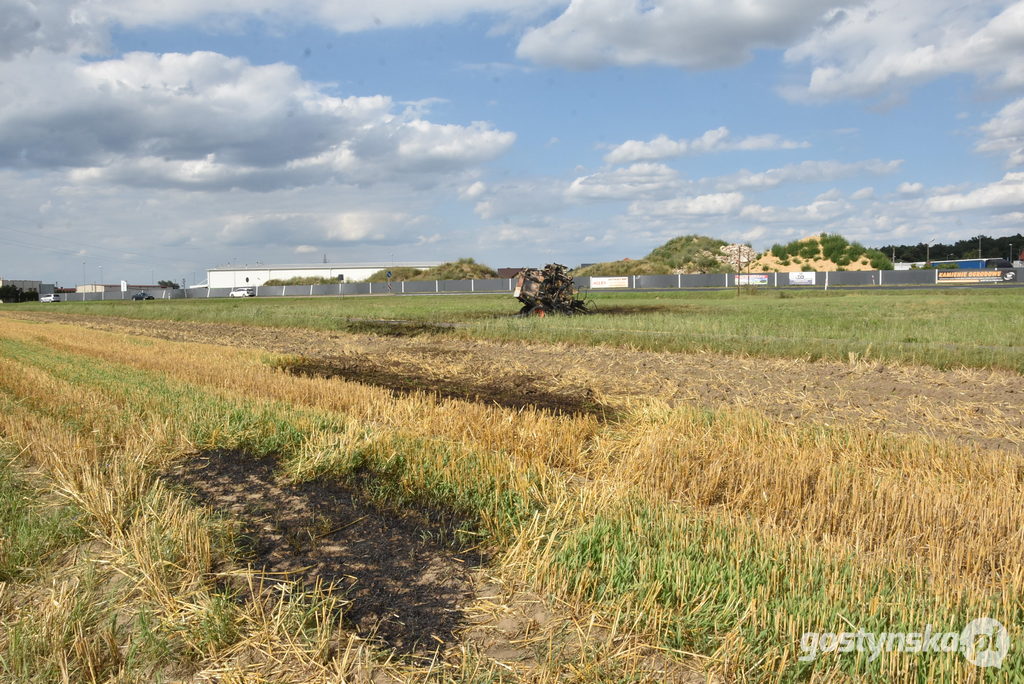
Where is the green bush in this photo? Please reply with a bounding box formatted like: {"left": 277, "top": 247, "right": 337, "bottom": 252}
{"left": 866, "top": 250, "right": 893, "bottom": 270}
{"left": 645, "top": 235, "right": 728, "bottom": 273}
{"left": 365, "top": 258, "right": 497, "bottom": 282}
{"left": 262, "top": 276, "right": 339, "bottom": 286}
{"left": 573, "top": 260, "right": 673, "bottom": 277}
{"left": 798, "top": 241, "right": 821, "bottom": 260}
{"left": 818, "top": 233, "right": 849, "bottom": 262}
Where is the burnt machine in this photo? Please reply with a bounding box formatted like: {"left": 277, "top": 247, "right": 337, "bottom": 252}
{"left": 513, "top": 263, "right": 592, "bottom": 316}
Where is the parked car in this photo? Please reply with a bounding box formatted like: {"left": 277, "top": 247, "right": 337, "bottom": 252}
{"left": 229, "top": 287, "right": 256, "bottom": 297}
{"left": 40, "top": 294, "right": 60, "bottom": 302}
{"left": 131, "top": 292, "right": 154, "bottom": 300}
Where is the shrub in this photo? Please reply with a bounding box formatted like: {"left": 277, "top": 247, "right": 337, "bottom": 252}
{"left": 866, "top": 250, "right": 893, "bottom": 270}
{"left": 798, "top": 241, "right": 821, "bottom": 260}
{"left": 262, "top": 276, "right": 339, "bottom": 286}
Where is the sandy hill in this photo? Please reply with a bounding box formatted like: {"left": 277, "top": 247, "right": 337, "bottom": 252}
{"left": 751, "top": 234, "right": 892, "bottom": 272}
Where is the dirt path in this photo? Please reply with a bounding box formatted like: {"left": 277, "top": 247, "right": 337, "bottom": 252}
{"left": 10, "top": 311, "right": 1024, "bottom": 451}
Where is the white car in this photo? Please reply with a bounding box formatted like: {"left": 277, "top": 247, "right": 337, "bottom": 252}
{"left": 228, "top": 287, "right": 255, "bottom": 297}
{"left": 40, "top": 294, "right": 60, "bottom": 302}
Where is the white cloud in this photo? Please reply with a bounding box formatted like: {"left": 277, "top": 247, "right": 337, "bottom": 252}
{"left": 0, "top": 51, "right": 514, "bottom": 191}
{"left": 218, "top": 210, "right": 416, "bottom": 245}
{"left": 566, "top": 163, "right": 682, "bottom": 200}
{"left": 714, "top": 159, "right": 902, "bottom": 191}
{"left": 740, "top": 197, "right": 851, "bottom": 223}
{"left": 784, "top": 1, "right": 1024, "bottom": 100}
{"left": 472, "top": 179, "right": 568, "bottom": 219}
{"left": 898, "top": 181, "right": 924, "bottom": 194}
{"left": 851, "top": 186, "right": 875, "bottom": 200}
{"left": 460, "top": 181, "right": 487, "bottom": 199}
{"left": 605, "top": 127, "right": 809, "bottom": 165}
{"left": 977, "top": 97, "right": 1024, "bottom": 167}
{"left": 517, "top": 0, "right": 837, "bottom": 70}
{"left": 630, "top": 192, "right": 745, "bottom": 217}
{"left": 0, "top": 0, "right": 564, "bottom": 60}
{"left": 926, "top": 172, "right": 1024, "bottom": 211}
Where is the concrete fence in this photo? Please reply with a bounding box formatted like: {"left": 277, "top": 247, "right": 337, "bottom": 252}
{"left": 55, "top": 269, "right": 1022, "bottom": 302}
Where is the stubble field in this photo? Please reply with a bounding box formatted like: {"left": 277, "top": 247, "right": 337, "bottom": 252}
{"left": 1, "top": 288, "right": 1022, "bottom": 682}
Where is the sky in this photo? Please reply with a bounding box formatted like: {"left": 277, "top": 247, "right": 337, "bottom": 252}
{"left": 2, "top": 1, "right": 1024, "bottom": 287}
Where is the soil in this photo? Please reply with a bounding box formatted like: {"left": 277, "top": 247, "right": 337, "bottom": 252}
{"left": 162, "top": 450, "right": 700, "bottom": 680}
{"left": 163, "top": 450, "right": 480, "bottom": 656}
{"left": 17, "top": 312, "right": 1024, "bottom": 452}
{"left": 277, "top": 356, "right": 611, "bottom": 418}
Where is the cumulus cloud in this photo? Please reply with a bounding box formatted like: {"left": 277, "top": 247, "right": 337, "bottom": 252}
{"left": 977, "top": 97, "right": 1024, "bottom": 167}
{"left": 0, "top": 0, "right": 564, "bottom": 60}
{"left": 898, "top": 181, "right": 924, "bottom": 194}
{"left": 0, "top": 51, "right": 514, "bottom": 191}
{"left": 0, "top": 0, "right": 108, "bottom": 59}
{"left": 714, "top": 159, "right": 902, "bottom": 191}
{"left": 218, "top": 210, "right": 417, "bottom": 245}
{"left": 566, "top": 163, "right": 683, "bottom": 200}
{"left": 926, "top": 172, "right": 1024, "bottom": 211}
{"left": 739, "top": 197, "right": 851, "bottom": 223}
{"left": 460, "top": 180, "right": 487, "bottom": 199}
{"left": 517, "top": 0, "right": 837, "bottom": 70}
{"left": 472, "top": 179, "right": 569, "bottom": 220}
{"left": 629, "top": 192, "right": 745, "bottom": 217}
{"left": 604, "top": 127, "right": 809, "bottom": 165}
{"left": 784, "top": 1, "right": 1024, "bottom": 99}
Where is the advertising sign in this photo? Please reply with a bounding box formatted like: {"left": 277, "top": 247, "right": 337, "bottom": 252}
{"left": 788, "top": 272, "right": 816, "bottom": 285}
{"left": 120, "top": 280, "right": 127, "bottom": 292}
{"left": 736, "top": 274, "right": 769, "bottom": 286}
{"left": 936, "top": 270, "right": 1016, "bottom": 284}
{"left": 589, "top": 276, "right": 630, "bottom": 288}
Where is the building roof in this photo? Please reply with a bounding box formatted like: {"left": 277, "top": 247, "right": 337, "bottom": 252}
{"left": 208, "top": 262, "right": 441, "bottom": 272}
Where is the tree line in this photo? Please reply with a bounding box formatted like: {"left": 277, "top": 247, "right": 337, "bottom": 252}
{"left": 877, "top": 234, "right": 1024, "bottom": 263}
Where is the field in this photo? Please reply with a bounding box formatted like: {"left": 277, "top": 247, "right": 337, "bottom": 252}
{"left": 1, "top": 288, "right": 1023, "bottom": 682}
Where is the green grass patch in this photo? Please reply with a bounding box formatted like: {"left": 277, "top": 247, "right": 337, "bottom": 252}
{"left": 16, "top": 288, "right": 1024, "bottom": 371}
{"left": 0, "top": 338, "right": 543, "bottom": 546}
{"left": 552, "top": 499, "right": 1017, "bottom": 681}
{"left": 0, "top": 451, "right": 84, "bottom": 582}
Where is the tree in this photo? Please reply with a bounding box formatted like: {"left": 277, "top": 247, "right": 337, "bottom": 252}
{"left": 157, "top": 280, "right": 181, "bottom": 289}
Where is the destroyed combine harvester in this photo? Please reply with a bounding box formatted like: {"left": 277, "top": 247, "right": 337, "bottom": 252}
{"left": 513, "top": 264, "right": 592, "bottom": 316}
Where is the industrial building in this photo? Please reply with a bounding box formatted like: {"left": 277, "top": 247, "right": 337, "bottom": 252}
{"left": 0, "top": 279, "right": 53, "bottom": 296}
{"left": 205, "top": 262, "right": 441, "bottom": 289}
{"left": 77, "top": 283, "right": 165, "bottom": 293}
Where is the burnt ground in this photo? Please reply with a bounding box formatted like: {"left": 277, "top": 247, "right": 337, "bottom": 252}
{"left": 161, "top": 451, "right": 702, "bottom": 679}
{"left": 14, "top": 311, "right": 1024, "bottom": 452}
{"left": 277, "top": 355, "right": 611, "bottom": 418}
{"left": 163, "top": 450, "right": 480, "bottom": 655}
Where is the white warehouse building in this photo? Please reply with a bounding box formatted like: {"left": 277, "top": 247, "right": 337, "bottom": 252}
{"left": 206, "top": 262, "right": 442, "bottom": 289}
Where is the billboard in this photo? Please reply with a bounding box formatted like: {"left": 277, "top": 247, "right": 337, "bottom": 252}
{"left": 936, "top": 270, "right": 1016, "bottom": 284}
{"left": 788, "top": 272, "right": 816, "bottom": 285}
{"left": 589, "top": 276, "right": 630, "bottom": 288}
{"left": 736, "top": 274, "right": 769, "bottom": 286}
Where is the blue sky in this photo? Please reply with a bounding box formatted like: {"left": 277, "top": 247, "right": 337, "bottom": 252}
{"left": 1, "top": 1, "right": 1023, "bottom": 286}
